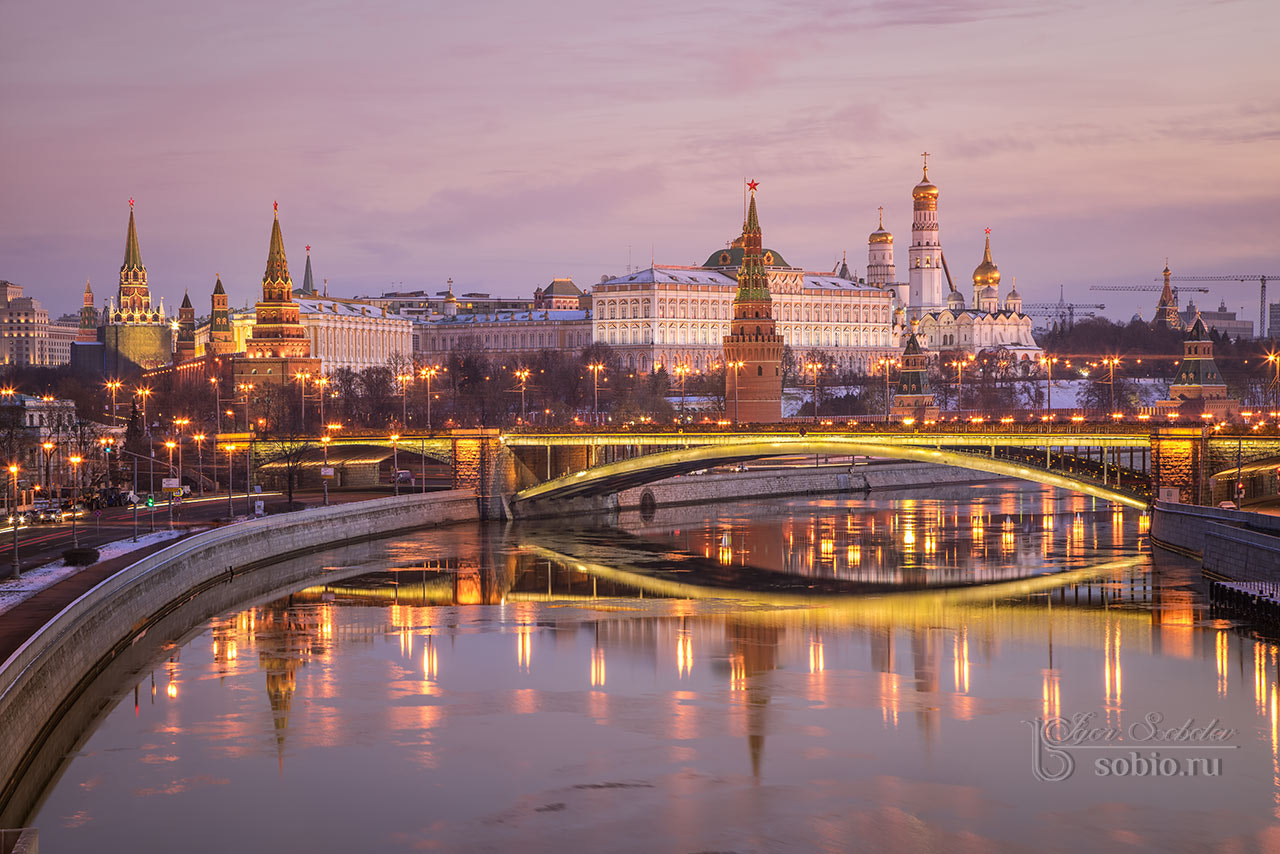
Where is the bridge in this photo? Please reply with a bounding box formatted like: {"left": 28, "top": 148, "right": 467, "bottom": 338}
{"left": 220, "top": 424, "right": 1280, "bottom": 519}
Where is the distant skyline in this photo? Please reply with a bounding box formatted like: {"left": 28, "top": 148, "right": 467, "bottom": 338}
{"left": 3, "top": 0, "right": 1278, "bottom": 325}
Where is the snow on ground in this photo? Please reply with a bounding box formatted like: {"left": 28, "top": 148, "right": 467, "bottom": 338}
{"left": 0, "top": 528, "right": 205, "bottom": 618}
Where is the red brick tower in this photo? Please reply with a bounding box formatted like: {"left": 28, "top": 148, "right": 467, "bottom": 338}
{"left": 723, "top": 182, "right": 783, "bottom": 423}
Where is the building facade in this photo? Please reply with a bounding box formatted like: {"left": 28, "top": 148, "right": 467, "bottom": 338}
{"left": 0, "top": 281, "right": 53, "bottom": 366}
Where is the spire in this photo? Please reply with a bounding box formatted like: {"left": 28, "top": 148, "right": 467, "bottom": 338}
{"left": 734, "top": 182, "right": 770, "bottom": 303}
{"left": 213, "top": 274, "right": 225, "bottom": 295}
{"left": 84, "top": 278, "right": 93, "bottom": 301}
{"left": 301, "top": 245, "right": 315, "bottom": 295}
{"left": 122, "top": 202, "right": 143, "bottom": 272}
{"left": 180, "top": 289, "right": 192, "bottom": 309}
{"left": 264, "top": 204, "right": 291, "bottom": 286}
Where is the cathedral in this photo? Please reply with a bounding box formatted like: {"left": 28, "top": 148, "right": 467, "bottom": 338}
{"left": 870, "top": 158, "right": 1040, "bottom": 367}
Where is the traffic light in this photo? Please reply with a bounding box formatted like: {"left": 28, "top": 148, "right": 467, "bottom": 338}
{"left": 145, "top": 495, "right": 155, "bottom": 508}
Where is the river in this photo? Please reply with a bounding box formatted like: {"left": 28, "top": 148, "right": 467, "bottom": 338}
{"left": 29, "top": 482, "right": 1280, "bottom": 852}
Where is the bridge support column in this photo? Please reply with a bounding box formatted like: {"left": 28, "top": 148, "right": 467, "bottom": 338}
{"left": 450, "top": 430, "right": 511, "bottom": 520}
{"left": 1152, "top": 427, "right": 1205, "bottom": 504}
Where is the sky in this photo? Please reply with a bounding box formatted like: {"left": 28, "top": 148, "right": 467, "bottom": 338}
{"left": 3, "top": 0, "right": 1278, "bottom": 326}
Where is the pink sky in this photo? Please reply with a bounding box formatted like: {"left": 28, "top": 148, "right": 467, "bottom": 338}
{"left": 3, "top": 0, "right": 1278, "bottom": 325}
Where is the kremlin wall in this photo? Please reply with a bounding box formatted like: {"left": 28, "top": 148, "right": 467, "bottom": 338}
{"left": 23, "top": 158, "right": 1243, "bottom": 423}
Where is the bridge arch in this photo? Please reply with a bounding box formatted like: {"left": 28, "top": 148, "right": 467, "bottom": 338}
{"left": 511, "top": 439, "right": 1147, "bottom": 510}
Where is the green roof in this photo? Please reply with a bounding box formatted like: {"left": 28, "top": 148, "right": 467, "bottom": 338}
{"left": 703, "top": 245, "right": 790, "bottom": 269}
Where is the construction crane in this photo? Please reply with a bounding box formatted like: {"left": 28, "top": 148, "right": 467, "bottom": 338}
{"left": 1156, "top": 275, "right": 1277, "bottom": 338}
{"left": 1090, "top": 283, "right": 1210, "bottom": 299}
{"left": 1023, "top": 285, "right": 1104, "bottom": 327}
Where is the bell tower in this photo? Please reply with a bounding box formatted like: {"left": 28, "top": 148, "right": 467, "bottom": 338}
{"left": 722, "top": 181, "right": 783, "bottom": 423}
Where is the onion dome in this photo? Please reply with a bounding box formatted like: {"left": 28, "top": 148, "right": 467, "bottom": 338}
{"left": 972, "top": 232, "right": 1001, "bottom": 289}
{"left": 946, "top": 289, "right": 966, "bottom": 310}
{"left": 980, "top": 285, "right": 999, "bottom": 302}
{"left": 869, "top": 207, "right": 893, "bottom": 244}
{"left": 912, "top": 164, "right": 939, "bottom": 202}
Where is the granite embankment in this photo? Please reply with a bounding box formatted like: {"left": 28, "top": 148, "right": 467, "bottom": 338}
{"left": 0, "top": 490, "right": 477, "bottom": 827}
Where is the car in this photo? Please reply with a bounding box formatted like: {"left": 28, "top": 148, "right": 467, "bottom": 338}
{"left": 1218, "top": 500, "right": 1238, "bottom": 510}
{"left": 394, "top": 470, "right": 415, "bottom": 485}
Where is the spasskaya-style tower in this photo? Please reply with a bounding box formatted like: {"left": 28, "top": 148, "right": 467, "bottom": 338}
{"left": 722, "top": 181, "right": 783, "bottom": 423}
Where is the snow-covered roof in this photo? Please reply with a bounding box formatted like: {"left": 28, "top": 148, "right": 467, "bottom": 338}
{"left": 801, "top": 274, "right": 885, "bottom": 293}
{"left": 601, "top": 267, "right": 737, "bottom": 288}
{"left": 424, "top": 309, "right": 590, "bottom": 325}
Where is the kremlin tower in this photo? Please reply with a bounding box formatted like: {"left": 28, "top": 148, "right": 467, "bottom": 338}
{"left": 890, "top": 329, "right": 939, "bottom": 422}
{"left": 866, "top": 207, "right": 895, "bottom": 287}
{"left": 77, "top": 279, "right": 98, "bottom": 342}
{"left": 908, "top": 154, "right": 945, "bottom": 319}
{"left": 722, "top": 182, "right": 783, "bottom": 423}
{"left": 209, "top": 275, "right": 235, "bottom": 355}
{"left": 175, "top": 290, "right": 196, "bottom": 363}
{"left": 233, "top": 203, "right": 321, "bottom": 387}
{"left": 1152, "top": 263, "right": 1184, "bottom": 331}
{"left": 101, "top": 201, "right": 172, "bottom": 374}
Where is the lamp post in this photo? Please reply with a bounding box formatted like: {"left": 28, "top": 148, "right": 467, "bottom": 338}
{"left": 164, "top": 440, "right": 176, "bottom": 530}
{"left": 419, "top": 365, "right": 439, "bottom": 432}
{"left": 68, "top": 455, "right": 82, "bottom": 548}
{"left": 514, "top": 368, "right": 530, "bottom": 423}
{"left": 41, "top": 441, "right": 55, "bottom": 506}
{"left": 674, "top": 364, "right": 689, "bottom": 420}
{"left": 587, "top": 363, "right": 605, "bottom": 425}
{"left": 949, "top": 356, "right": 973, "bottom": 412}
{"left": 237, "top": 383, "right": 254, "bottom": 432}
{"left": 294, "top": 371, "right": 311, "bottom": 430}
{"left": 315, "top": 375, "right": 329, "bottom": 429}
{"left": 9, "top": 464, "right": 19, "bottom": 578}
{"left": 209, "top": 376, "right": 221, "bottom": 434}
{"left": 173, "top": 418, "right": 189, "bottom": 496}
{"left": 321, "top": 434, "right": 331, "bottom": 507}
{"left": 727, "top": 360, "right": 745, "bottom": 425}
{"left": 804, "top": 361, "right": 822, "bottom": 424}
{"left": 397, "top": 373, "right": 412, "bottom": 427}
{"left": 390, "top": 434, "right": 400, "bottom": 496}
{"left": 1039, "top": 355, "right": 1057, "bottom": 414}
{"left": 1102, "top": 357, "right": 1121, "bottom": 415}
{"left": 223, "top": 443, "right": 235, "bottom": 516}
{"left": 105, "top": 379, "right": 122, "bottom": 426}
{"left": 135, "top": 386, "right": 152, "bottom": 435}
{"left": 193, "top": 433, "right": 205, "bottom": 496}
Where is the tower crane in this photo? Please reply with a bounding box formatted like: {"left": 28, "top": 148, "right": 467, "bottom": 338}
{"left": 1089, "top": 283, "right": 1210, "bottom": 300}
{"left": 1023, "top": 285, "right": 1105, "bottom": 327}
{"left": 1156, "top": 275, "right": 1277, "bottom": 337}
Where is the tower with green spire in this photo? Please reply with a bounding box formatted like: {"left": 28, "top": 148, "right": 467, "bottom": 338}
{"left": 1155, "top": 313, "right": 1240, "bottom": 420}
{"left": 77, "top": 279, "right": 98, "bottom": 342}
{"left": 890, "top": 329, "right": 939, "bottom": 422}
{"left": 722, "top": 182, "right": 783, "bottom": 423}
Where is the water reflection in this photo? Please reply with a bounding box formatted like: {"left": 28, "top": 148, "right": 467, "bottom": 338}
{"left": 30, "top": 484, "right": 1280, "bottom": 852}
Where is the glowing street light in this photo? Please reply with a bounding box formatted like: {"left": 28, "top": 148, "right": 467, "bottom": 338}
{"left": 134, "top": 386, "right": 152, "bottom": 434}
{"left": 192, "top": 433, "right": 206, "bottom": 496}
{"left": 390, "top": 434, "right": 400, "bottom": 496}
{"left": 587, "top": 363, "right": 605, "bottom": 425}
{"left": 419, "top": 365, "right": 440, "bottom": 432}
{"left": 513, "top": 368, "right": 530, "bottom": 423}
{"left": 105, "top": 379, "right": 123, "bottom": 424}
{"left": 727, "top": 360, "right": 745, "bottom": 425}
{"left": 673, "top": 364, "right": 690, "bottom": 419}
{"left": 223, "top": 443, "right": 236, "bottom": 516}
{"left": 68, "top": 455, "right": 83, "bottom": 548}
{"left": 803, "top": 361, "right": 823, "bottom": 424}
{"left": 8, "top": 464, "right": 18, "bottom": 578}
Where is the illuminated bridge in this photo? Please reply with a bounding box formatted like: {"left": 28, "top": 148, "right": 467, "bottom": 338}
{"left": 229, "top": 425, "right": 1280, "bottom": 519}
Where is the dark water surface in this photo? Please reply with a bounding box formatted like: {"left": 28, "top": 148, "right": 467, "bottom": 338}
{"left": 30, "top": 483, "right": 1280, "bottom": 852}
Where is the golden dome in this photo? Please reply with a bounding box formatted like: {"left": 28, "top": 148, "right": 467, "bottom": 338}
{"left": 972, "top": 233, "right": 1000, "bottom": 288}
{"left": 912, "top": 166, "right": 938, "bottom": 201}
{"left": 869, "top": 207, "right": 893, "bottom": 243}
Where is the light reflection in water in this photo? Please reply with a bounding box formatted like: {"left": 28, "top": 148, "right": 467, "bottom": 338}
{"left": 34, "top": 484, "right": 1280, "bottom": 853}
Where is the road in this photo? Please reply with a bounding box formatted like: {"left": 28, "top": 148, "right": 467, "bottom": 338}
{"left": 0, "top": 482, "right": 449, "bottom": 575}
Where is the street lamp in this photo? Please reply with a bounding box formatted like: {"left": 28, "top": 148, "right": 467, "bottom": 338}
{"left": 674, "top": 364, "right": 689, "bottom": 420}
{"left": 237, "top": 383, "right": 254, "bottom": 432}
{"left": 314, "top": 375, "right": 329, "bottom": 429}
{"left": 587, "top": 363, "right": 605, "bottom": 425}
{"left": 164, "top": 440, "right": 177, "bottom": 530}
{"left": 68, "top": 455, "right": 82, "bottom": 548}
{"left": 727, "top": 360, "right": 745, "bottom": 425}
{"left": 105, "top": 379, "right": 122, "bottom": 425}
{"left": 948, "top": 356, "right": 973, "bottom": 412}
{"left": 135, "top": 386, "right": 152, "bottom": 434}
{"left": 1265, "top": 352, "right": 1280, "bottom": 411}
{"left": 1039, "top": 355, "right": 1058, "bottom": 414}
{"left": 397, "top": 373, "right": 412, "bottom": 427}
{"left": 294, "top": 371, "right": 311, "bottom": 430}
{"left": 513, "top": 368, "right": 530, "bottom": 423}
{"left": 41, "top": 441, "right": 55, "bottom": 505}
{"left": 1098, "top": 357, "right": 1122, "bottom": 416}
{"left": 321, "top": 434, "right": 331, "bottom": 507}
{"left": 390, "top": 434, "right": 400, "bottom": 496}
{"left": 419, "top": 365, "right": 440, "bottom": 432}
{"left": 223, "top": 443, "right": 236, "bottom": 516}
{"left": 209, "top": 376, "right": 222, "bottom": 434}
{"left": 9, "top": 464, "right": 18, "bottom": 578}
{"left": 173, "top": 417, "right": 189, "bottom": 494}
{"left": 193, "top": 433, "right": 206, "bottom": 496}
{"left": 804, "top": 361, "right": 823, "bottom": 424}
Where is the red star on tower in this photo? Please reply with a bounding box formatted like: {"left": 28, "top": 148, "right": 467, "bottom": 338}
{"left": 746, "top": 179, "right": 759, "bottom": 192}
